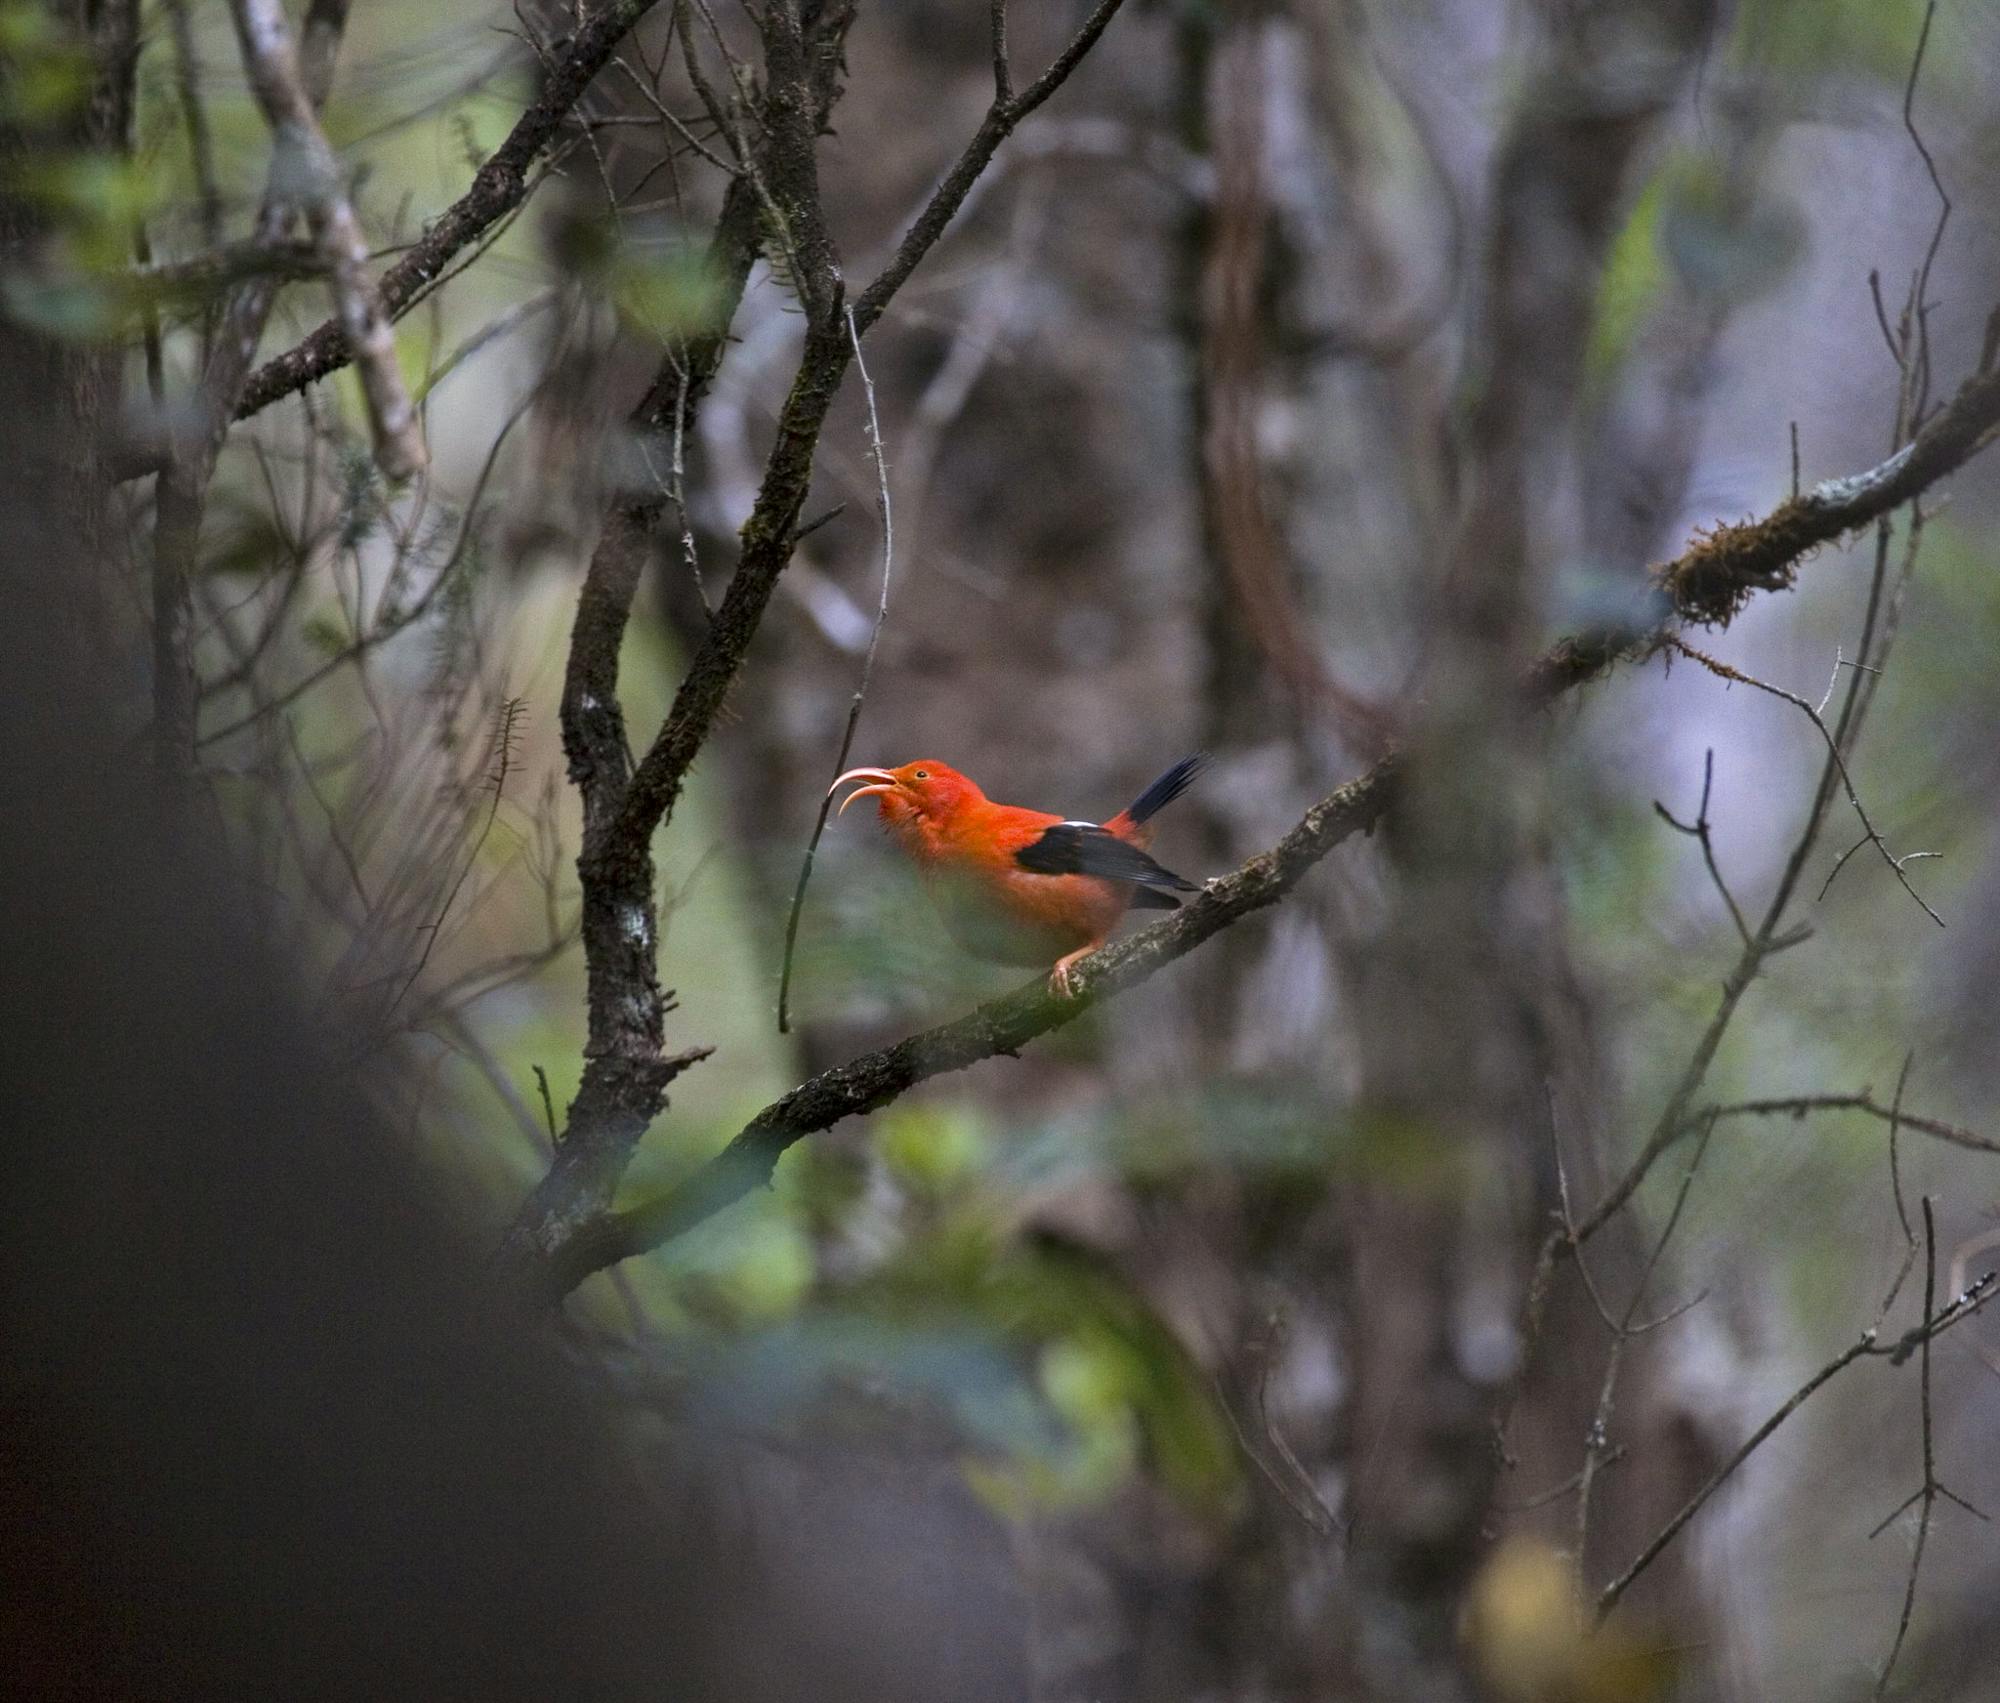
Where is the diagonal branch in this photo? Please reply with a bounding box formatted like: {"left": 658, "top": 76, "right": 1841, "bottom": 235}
{"left": 1661, "top": 636, "right": 1941, "bottom": 926}
{"left": 1530, "top": 351, "right": 2000, "bottom": 699}
{"left": 501, "top": 0, "right": 860, "bottom": 1267}
{"left": 538, "top": 324, "right": 2000, "bottom": 1294}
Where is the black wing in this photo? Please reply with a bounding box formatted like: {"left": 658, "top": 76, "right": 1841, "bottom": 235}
{"left": 1015, "top": 822, "right": 1198, "bottom": 895}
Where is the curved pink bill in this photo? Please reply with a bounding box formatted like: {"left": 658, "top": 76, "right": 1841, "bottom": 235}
{"left": 828, "top": 766, "right": 899, "bottom": 816}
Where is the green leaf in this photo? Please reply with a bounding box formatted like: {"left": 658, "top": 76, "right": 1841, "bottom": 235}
{"left": 1586, "top": 166, "right": 1670, "bottom": 388}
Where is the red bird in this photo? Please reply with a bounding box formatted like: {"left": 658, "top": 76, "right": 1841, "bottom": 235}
{"left": 829, "top": 755, "right": 1206, "bottom": 996}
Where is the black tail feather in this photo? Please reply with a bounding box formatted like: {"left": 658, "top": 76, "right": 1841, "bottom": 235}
{"left": 1122, "top": 752, "right": 1207, "bottom": 827}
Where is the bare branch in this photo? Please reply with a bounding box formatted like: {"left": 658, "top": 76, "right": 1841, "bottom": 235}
{"left": 1901, "top": 2, "right": 1947, "bottom": 424}
{"left": 1594, "top": 1262, "right": 1997, "bottom": 1620}
{"left": 1871, "top": 1196, "right": 1987, "bottom": 1698}
{"left": 229, "top": 0, "right": 424, "bottom": 478}
{"left": 1529, "top": 350, "right": 2000, "bottom": 699}
{"left": 1663, "top": 637, "right": 1941, "bottom": 926}
{"left": 1652, "top": 748, "right": 1752, "bottom": 947}
{"left": 1576, "top": 1113, "right": 1715, "bottom": 1567}
{"left": 851, "top": 0, "right": 1131, "bottom": 335}
{"left": 988, "top": 0, "right": 1012, "bottom": 104}
{"left": 1700, "top": 1092, "right": 2000, "bottom": 1159}
{"left": 152, "top": 0, "right": 356, "bottom": 779}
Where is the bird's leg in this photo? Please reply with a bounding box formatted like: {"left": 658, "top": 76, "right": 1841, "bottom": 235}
{"left": 1048, "top": 940, "right": 1104, "bottom": 999}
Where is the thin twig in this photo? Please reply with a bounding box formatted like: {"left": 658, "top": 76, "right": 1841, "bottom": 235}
{"left": 775, "top": 307, "right": 898, "bottom": 1033}
{"left": 387, "top": 697, "right": 525, "bottom": 1020}
{"left": 1887, "top": 1054, "right": 1916, "bottom": 1243}
{"left": 1576, "top": 1114, "right": 1716, "bottom": 1567}
{"left": 1698, "top": 1093, "right": 2000, "bottom": 1160}
{"left": 1872, "top": 1197, "right": 1987, "bottom": 1698}
{"left": 197, "top": 338, "right": 555, "bottom": 749}
{"left": 1901, "top": 3, "right": 1947, "bottom": 424}
{"left": 150, "top": 0, "right": 357, "bottom": 783}
{"left": 1498, "top": 1446, "right": 1628, "bottom": 1513}
{"left": 1663, "top": 637, "right": 1942, "bottom": 927}
{"left": 534, "top": 1064, "right": 560, "bottom": 1145}
{"left": 1217, "top": 1307, "right": 1341, "bottom": 1539}
{"left": 1653, "top": 749, "right": 1752, "bottom": 947}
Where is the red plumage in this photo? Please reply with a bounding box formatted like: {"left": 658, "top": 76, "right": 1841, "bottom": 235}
{"left": 830, "top": 756, "right": 1203, "bottom": 995}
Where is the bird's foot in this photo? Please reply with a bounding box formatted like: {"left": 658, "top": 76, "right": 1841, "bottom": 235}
{"left": 1048, "top": 946, "right": 1095, "bottom": 999}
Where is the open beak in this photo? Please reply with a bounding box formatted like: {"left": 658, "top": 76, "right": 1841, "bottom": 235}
{"left": 829, "top": 766, "right": 899, "bottom": 816}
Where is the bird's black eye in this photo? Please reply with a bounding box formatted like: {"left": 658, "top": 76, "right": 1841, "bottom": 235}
{"left": 913, "top": 769, "right": 929, "bottom": 780}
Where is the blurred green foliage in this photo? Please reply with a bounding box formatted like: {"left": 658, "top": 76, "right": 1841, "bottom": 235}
{"left": 0, "top": 0, "right": 90, "bottom": 126}
{"left": 1587, "top": 149, "right": 1805, "bottom": 391}
{"left": 1732, "top": 0, "right": 1938, "bottom": 81}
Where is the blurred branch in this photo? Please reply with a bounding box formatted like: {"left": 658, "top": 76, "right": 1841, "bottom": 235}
{"left": 230, "top": 0, "right": 668, "bottom": 425}
{"left": 1653, "top": 749, "right": 1752, "bottom": 948}
{"left": 229, "top": 0, "right": 424, "bottom": 478}
{"left": 197, "top": 336, "right": 553, "bottom": 750}
{"left": 1574, "top": 1113, "right": 1716, "bottom": 1566}
{"left": 1530, "top": 351, "right": 2000, "bottom": 699}
{"left": 1516, "top": 297, "right": 1999, "bottom": 1381}
{"left": 164, "top": 0, "right": 221, "bottom": 255}
{"left": 538, "top": 319, "right": 2000, "bottom": 1294}
{"left": 151, "top": 0, "right": 354, "bottom": 779}
{"left": 132, "top": 237, "right": 323, "bottom": 296}
{"left": 848, "top": 0, "right": 1129, "bottom": 337}
{"left": 1200, "top": 16, "right": 1387, "bottom": 750}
